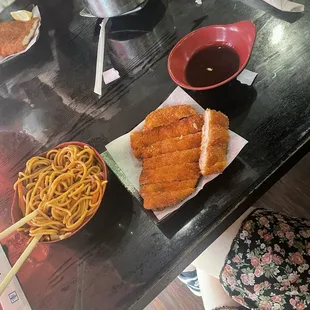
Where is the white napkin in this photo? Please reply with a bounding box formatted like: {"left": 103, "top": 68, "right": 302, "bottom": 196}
{"left": 263, "top": 0, "right": 304, "bottom": 12}
{"left": 103, "top": 68, "right": 120, "bottom": 84}
{"left": 0, "top": 6, "right": 41, "bottom": 65}
{"left": 0, "top": 246, "right": 31, "bottom": 310}
{"left": 105, "top": 87, "right": 248, "bottom": 220}
{"left": 237, "top": 69, "right": 258, "bottom": 86}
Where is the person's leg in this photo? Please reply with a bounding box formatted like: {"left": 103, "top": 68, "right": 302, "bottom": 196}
{"left": 182, "top": 264, "right": 196, "bottom": 272}
{"left": 178, "top": 264, "right": 201, "bottom": 296}
{"left": 193, "top": 207, "right": 255, "bottom": 279}
{"left": 180, "top": 207, "right": 255, "bottom": 308}
{"left": 196, "top": 270, "right": 240, "bottom": 310}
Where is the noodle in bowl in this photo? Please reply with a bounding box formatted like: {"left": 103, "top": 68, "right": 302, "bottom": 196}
{"left": 11, "top": 142, "right": 107, "bottom": 244}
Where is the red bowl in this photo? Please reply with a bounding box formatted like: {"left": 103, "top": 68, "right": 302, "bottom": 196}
{"left": 11, "top": 141, "right": 108, "bottom": 244}
{"left": 168, "top": 20, "right": 256, "bottom": 91}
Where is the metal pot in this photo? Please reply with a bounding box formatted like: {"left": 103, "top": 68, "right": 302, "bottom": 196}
{"left": 83, "top": 0, "right": 146, "bottom": 18}
{"left": 106, "top": 0, "right": 174, "bottom": 76}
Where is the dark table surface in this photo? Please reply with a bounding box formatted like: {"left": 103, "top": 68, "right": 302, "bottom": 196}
{"left": 0, "top": 0, "right": 310, "bottom": 309}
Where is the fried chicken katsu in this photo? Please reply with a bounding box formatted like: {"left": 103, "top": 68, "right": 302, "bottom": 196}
{"left": 140, "top": 179, "right": 198, "bottom": 197}
{"left": 0, "top": 18, "right": 39, "bottom": 57}
{"left": 133, "top": 132, "right": 201, "bottom": 159}
{"left": 199, "top": 109, "right": 229, "bottom": 176}
{"left": 142, "top": 148, "right": 200, "bottom": 169}
{"left": 144, "top": 105, "right": 198, "bottom": 130}
{"left": 143, "top": 188, "right": 195, "bottom": 210}
{"left": 140, "top": 163, "right": 200, "bottom": 185}
{"left": 133, "top": 106, "right": 201, "bottom": 210}
{"left": 131, "top": 114, "right": 203, "bottom": 149}
{"left": 131, "top": 105, "right": 230, "bottom": 211}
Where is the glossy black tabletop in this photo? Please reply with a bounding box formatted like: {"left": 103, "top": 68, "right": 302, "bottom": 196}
{"left": 0, "top": 0, "right": 309, "bottom": 309}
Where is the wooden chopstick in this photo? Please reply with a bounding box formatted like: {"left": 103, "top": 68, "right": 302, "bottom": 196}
{"left": 94, "top": 18, "right": 108, "bottom": 95}
{"left": 0, "top": 210, "right": 39, "bottom": 241}
{"left": 0, "top": 235, "right": 41, "bottom": 296}
{"left": 0, "top": 235, "right": 42, "bottom": 296}
{"left": 0, "top": 210, "right": 41, "bottom": 296}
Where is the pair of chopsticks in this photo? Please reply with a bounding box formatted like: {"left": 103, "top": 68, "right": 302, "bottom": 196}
{"left": 0, "top": 210, "right": 40, "bottom": 296}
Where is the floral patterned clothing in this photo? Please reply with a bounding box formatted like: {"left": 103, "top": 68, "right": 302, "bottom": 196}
{"left": 213, "top": 307, "right": 243, "bottom": 310}
{"left": 220, "top": 209, "right": 310, "bottom": 310}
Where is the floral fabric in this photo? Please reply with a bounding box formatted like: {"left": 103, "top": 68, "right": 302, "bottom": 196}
{"left": 220, "top": 209, "right": 310, "bottom": 310}
{"left": 213, "top": 307, "right": 243, "bottom": 310}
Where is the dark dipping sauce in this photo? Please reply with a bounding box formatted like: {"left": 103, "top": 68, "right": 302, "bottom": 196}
{"left": 185, "top": 45, "right": 240, "bottom": 87}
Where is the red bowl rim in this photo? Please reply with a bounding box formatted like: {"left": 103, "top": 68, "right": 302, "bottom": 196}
{"left": 167, "top": 20, "right": 256, "bottom": 91}
{"left": 11, "top": 141, "right": 108, "bottom": 244}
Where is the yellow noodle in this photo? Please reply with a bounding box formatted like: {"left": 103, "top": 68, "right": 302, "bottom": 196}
{"left": 14, "top": 167, "right": 50, "bottom": 190}
{"left": 14, "top": 145, "right": 107, "bottom": 240}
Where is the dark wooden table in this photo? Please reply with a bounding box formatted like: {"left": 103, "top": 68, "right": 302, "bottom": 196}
{"left": 0, "top": 0, "right": 309, "bottom": 309}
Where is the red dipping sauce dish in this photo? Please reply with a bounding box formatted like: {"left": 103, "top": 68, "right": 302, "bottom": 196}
{"left": 168, "top": 21, "right": 256, "bottom": 91}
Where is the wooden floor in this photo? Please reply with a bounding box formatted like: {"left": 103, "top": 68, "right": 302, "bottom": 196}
{"left": 144, "top": 152, "right": 310, "bottom": 310}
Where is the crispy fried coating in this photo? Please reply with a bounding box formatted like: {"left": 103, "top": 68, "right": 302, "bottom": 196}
{"left": 131, "top": 115, "right": 203, "bottom": 149}
{"left": 0, "top": 18, "right": 39, "bottom": 57}
{"left": 144, "top": 105, "right": 198, "bottom": 130}
{"left": 199, "top": 109, "right": 229, "bottom": 176}
{"left": 143, "top": 188, "right": 195, "bottom": 210}
{"left": 142, "top": 148, "right": 200, "bottom": 169}
{"left": 130, "top": 105, "right": 213, "bottom": 210}
{"left": 133, "top": 132, "right": 201, "bottom": 159}
{"left": 140, "top": 179, "right": 198, "bottom": 197}
{"left": 140, "top": 162, "right": 200, "bottom": 185}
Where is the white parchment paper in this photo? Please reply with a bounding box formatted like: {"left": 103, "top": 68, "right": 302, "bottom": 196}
{"left": 106, "top": 87, "right": 248, "bottom": 220}
{"left": 0, "top": 6, "right": 41, "bottom": 64}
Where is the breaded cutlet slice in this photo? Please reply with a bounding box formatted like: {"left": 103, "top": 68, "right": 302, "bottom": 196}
{"left": 144, "top": 105, "right": 198, "bottom": 130}
{"left": 131, "top": 114, "right": 203, "bottom": 149}
{"left": 0, "top": 18, "right": 39, "bottom": 57}
{"left": 140, "top": 179, "right": 198, "bottom": 198}
{"left": 142, "top": 148, "right": 200, "bottom": 169}
{"left": 199, "top": 109, "right": 229, "bottom": 176}
{"left": 139, "top": 162, "right": 200, "bottom": 185}
{"left": 133, "top": 132, "right": 201, "bottom": 159}
{"left": 143, "top": 188, "right": 195, "bottom": 210}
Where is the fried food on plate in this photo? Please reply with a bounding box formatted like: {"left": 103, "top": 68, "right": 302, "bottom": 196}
{"left": 133, "top": 132, "right": 201, "bottom": 159}
{"left": 143, "top": 188, "right": 195, "bottom": 210}
{"left": 131, "top": 114, "right": 203, "bottom": 149}
{"left": 144, "top": 105, "right": 198, "bottom": 130}
{"left": 142, "top": 148, "right": 200, "bottom": 169}
{"left": 0, "top": 18, "right": 39, "bottom": 57}
{"left": 140, "top": 162, "right": 200, "bottom": 185}
{"left": 130, "top": 104, "right": 230, "bottom": 211}
{"left": 140, "top": 179, "right": 198, "bottom": 197}
{"left": 199, "top": 109, "right": 229, "bottom": 176}
{"left": 131, "top": 105, "right": 202, "bottom": 210}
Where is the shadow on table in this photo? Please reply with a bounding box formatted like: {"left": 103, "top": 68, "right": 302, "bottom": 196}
{"left": 187, "top": 79, "right": 257, "bottom": 129}
{"left": 60, "top": 169, "right": 135, "bottom": 262}
{"left": 235, "top": 0, "right": 303, "bottom": 23}
{"left": 84, "top": 169, "right": 135, "bottom": 246}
